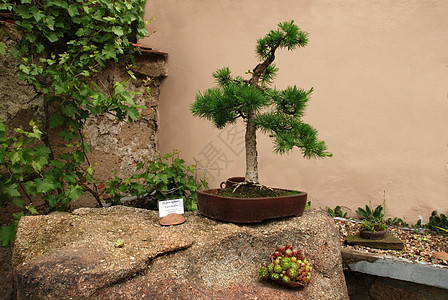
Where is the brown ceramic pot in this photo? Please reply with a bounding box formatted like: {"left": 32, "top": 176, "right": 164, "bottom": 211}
{"left": 360, "top": 230, "right": 386, "bottom": 240}
{"left": 197, "top": 188, "right": 307, "bottom": 223}
{"left": 220, "top": 176, "right": 245, "bottom": 188}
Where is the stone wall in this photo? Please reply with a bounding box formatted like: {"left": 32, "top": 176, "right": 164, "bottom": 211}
{"left": 0, "top": 22, "right": 45, "bottom": 130}
{"left": 0, "top": 22, "right": 167, "bottom": 209}
{"left": 82, "top": 52, "right": 167, "bottom": 191}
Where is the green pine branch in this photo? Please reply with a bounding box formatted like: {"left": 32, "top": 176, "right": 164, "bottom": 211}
{"left": 192, "top": 20, "right": 332, "bottom": 183}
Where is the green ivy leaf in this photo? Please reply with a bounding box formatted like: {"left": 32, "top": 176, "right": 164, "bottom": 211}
{"left": 0, "top": 149, "right": 5, "bottom": 164}
{"left": 10, "top": 151, "right": 22, "bottom": 165}
{"left": 26, "top": 204, "right": 39, "bottom": 214}
{"left": 86, "top": 165, "right": 94, "bottom": 175}
{"left": 68, "top": 185, "right": 85, "bottom": 201}
{"left": 61, "top": 103, "right": 77, "bottom": 117}
{"left": 62, "top": 171, "right": 76, "bottom": 183}
{"left": 75, "top": 28, "right": 84, "bottom": 37}
{"left": 0, "top": 225, "right": 16, "bottom": 247}
{"left": 127, "top": 106, "right": 139, "bottom": 120}
{"left": 0, "top": 42, "right": 6, "bottom": 56}
{"left": 12, "top": 197, "right": 23, "bottom": 207}
{"left": 73, "top": 151, "right": 85, "bottom": 163}
{"left": 102, "top": 43, "right": 117, "bottom": 60}
{"left": 31, "top": 160, "right": 43, "bottom": 172}
{"left": 79, "top": 70, "right": 90, "bottom": 77}
{"left": 35, "top": 178, "right": 55, "bottom": 193}
{"left": 36, "top": 43, "right": 45, "bottom": 54}
{"left": 45, "top": 32, "right": 59, "bottom": 43}
{"left": 14, "top": 5, "right": 32, "bottom": 19}
{"left": 49, "top": 160, "right": 65, "bottom": 168}
{"left": 48, "top": 114, "right": 65, "bottom": 128}
{"left": 19, "top": 64, "right": 30, "bottom": 75}
{"left": 43, "top": 0, "right": 66, "bottom": 9}
{"left": 30, "top": 6, "right": 44, "bottom": 22}
{"left": 1, "top": 183, "right": 21, "bottom": 197}
{"left": 111, "top": 27, "right": 124, "bottom": 37}
{"left": 67, "top": 4, "right": 79, "bottom": 17}
{"left": 45, "top": 15, "right": 55, "bottom": 30}
{"left": 24, "top": 180, "right": 37, "bottom": 196}
{"left": 103, "top": 16, "right": 116, "bottom": 22}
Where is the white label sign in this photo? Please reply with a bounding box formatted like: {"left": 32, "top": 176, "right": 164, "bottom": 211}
{"left": 158, "top": 198, "right": 184, "bottom": 218}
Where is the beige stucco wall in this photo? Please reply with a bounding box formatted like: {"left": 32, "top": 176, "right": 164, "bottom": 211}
{"left": 142, "top": 0, "right": 448, "bottom": 223}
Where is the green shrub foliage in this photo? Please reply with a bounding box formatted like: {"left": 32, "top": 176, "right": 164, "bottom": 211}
{"left": 0, "top": 0, "right": 149, "bottom": 246}
{"left": 427, "top": 210, "right": 448, "bottom": 233}
{"left": 356, "top": 204, "right": 386, "bottom": 232}
{"left": 105, "top": 151, "right": 208, "bottom": 212}
{"left": 326, "top": 205, "right": 347, "bottom": 218}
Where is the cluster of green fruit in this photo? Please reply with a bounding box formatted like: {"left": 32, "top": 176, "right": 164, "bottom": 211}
{"left": 259, "top": 245, "right": 312, "bottom": 287}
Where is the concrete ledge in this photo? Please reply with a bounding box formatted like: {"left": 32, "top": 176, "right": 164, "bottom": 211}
{"left": 342, "top": 248, "right": 448, "bottom": 290}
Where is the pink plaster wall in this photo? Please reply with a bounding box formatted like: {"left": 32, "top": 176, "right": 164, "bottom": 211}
{"left": 142, "top": 0, "right": 448, "bottom": 223}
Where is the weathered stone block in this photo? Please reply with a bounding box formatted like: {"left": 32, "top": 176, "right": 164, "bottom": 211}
{"left": 13, "top": 207, "right": 348, "bottom": 299}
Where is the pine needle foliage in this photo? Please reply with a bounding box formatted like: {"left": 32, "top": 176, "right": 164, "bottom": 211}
{"left": 191, "top": 21, "right": 332, "bottom": 183}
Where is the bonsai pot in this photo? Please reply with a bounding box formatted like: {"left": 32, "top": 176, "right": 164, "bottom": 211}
{"left": 197, "top": 188, "right": 307, "bottom": 223}
{"left": 360, "top": 229, "right": 386, "bottom": 240}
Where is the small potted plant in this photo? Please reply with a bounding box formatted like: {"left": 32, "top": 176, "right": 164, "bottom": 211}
{"left": 191, "top": 21, "right": 332, "bottom": 223}
{"left": 356, "top": 204, "right": 387, "bottom": 239}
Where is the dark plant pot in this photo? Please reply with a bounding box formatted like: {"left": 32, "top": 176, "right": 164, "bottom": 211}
{"left": 220, "top": 176, "right": 245, "bottom": 188}
{"left": 197, "top": 188, "right": 307, "bottom": 223}
{"left": 360, "top": 230, "right": 386, "bottom": 240}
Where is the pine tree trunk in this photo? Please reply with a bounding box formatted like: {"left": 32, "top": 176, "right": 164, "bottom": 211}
{"left": 244, "top": 50, "right": 276, "bottom": 184}
{"left": 245, "top": 109, "right": 259, "bottom": 184}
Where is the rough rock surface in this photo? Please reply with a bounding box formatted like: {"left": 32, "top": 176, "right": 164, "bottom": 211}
{"left": 0, "top": 246, "right": 14, "bottom": 300}
{"left": 13, "top": 207, "right": 348, "bottom": 299}
{"left": 0, "top": 23, "right": 45, "bottom": 126}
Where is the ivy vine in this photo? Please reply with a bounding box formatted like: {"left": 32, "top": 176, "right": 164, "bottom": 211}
{"left": 0, "top": 0, "right": 149, "bottom": 246}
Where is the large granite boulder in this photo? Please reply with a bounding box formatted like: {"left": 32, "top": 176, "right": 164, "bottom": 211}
{"left": 13, "top": 207, "right": 348, "bottom": 299}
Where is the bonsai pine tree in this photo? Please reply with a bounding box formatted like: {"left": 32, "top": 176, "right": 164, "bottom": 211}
{"left": 191, "top": 21, "right": 332, "bottom": 185}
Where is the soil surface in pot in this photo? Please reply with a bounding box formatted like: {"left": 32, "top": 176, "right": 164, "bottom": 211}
{"left": 215, "top": 185, "right": 301, "bottom": 198}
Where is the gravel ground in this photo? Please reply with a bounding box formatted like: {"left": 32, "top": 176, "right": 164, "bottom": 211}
{"left": 334, "top": 217, "right": 448, "bottom": 266}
